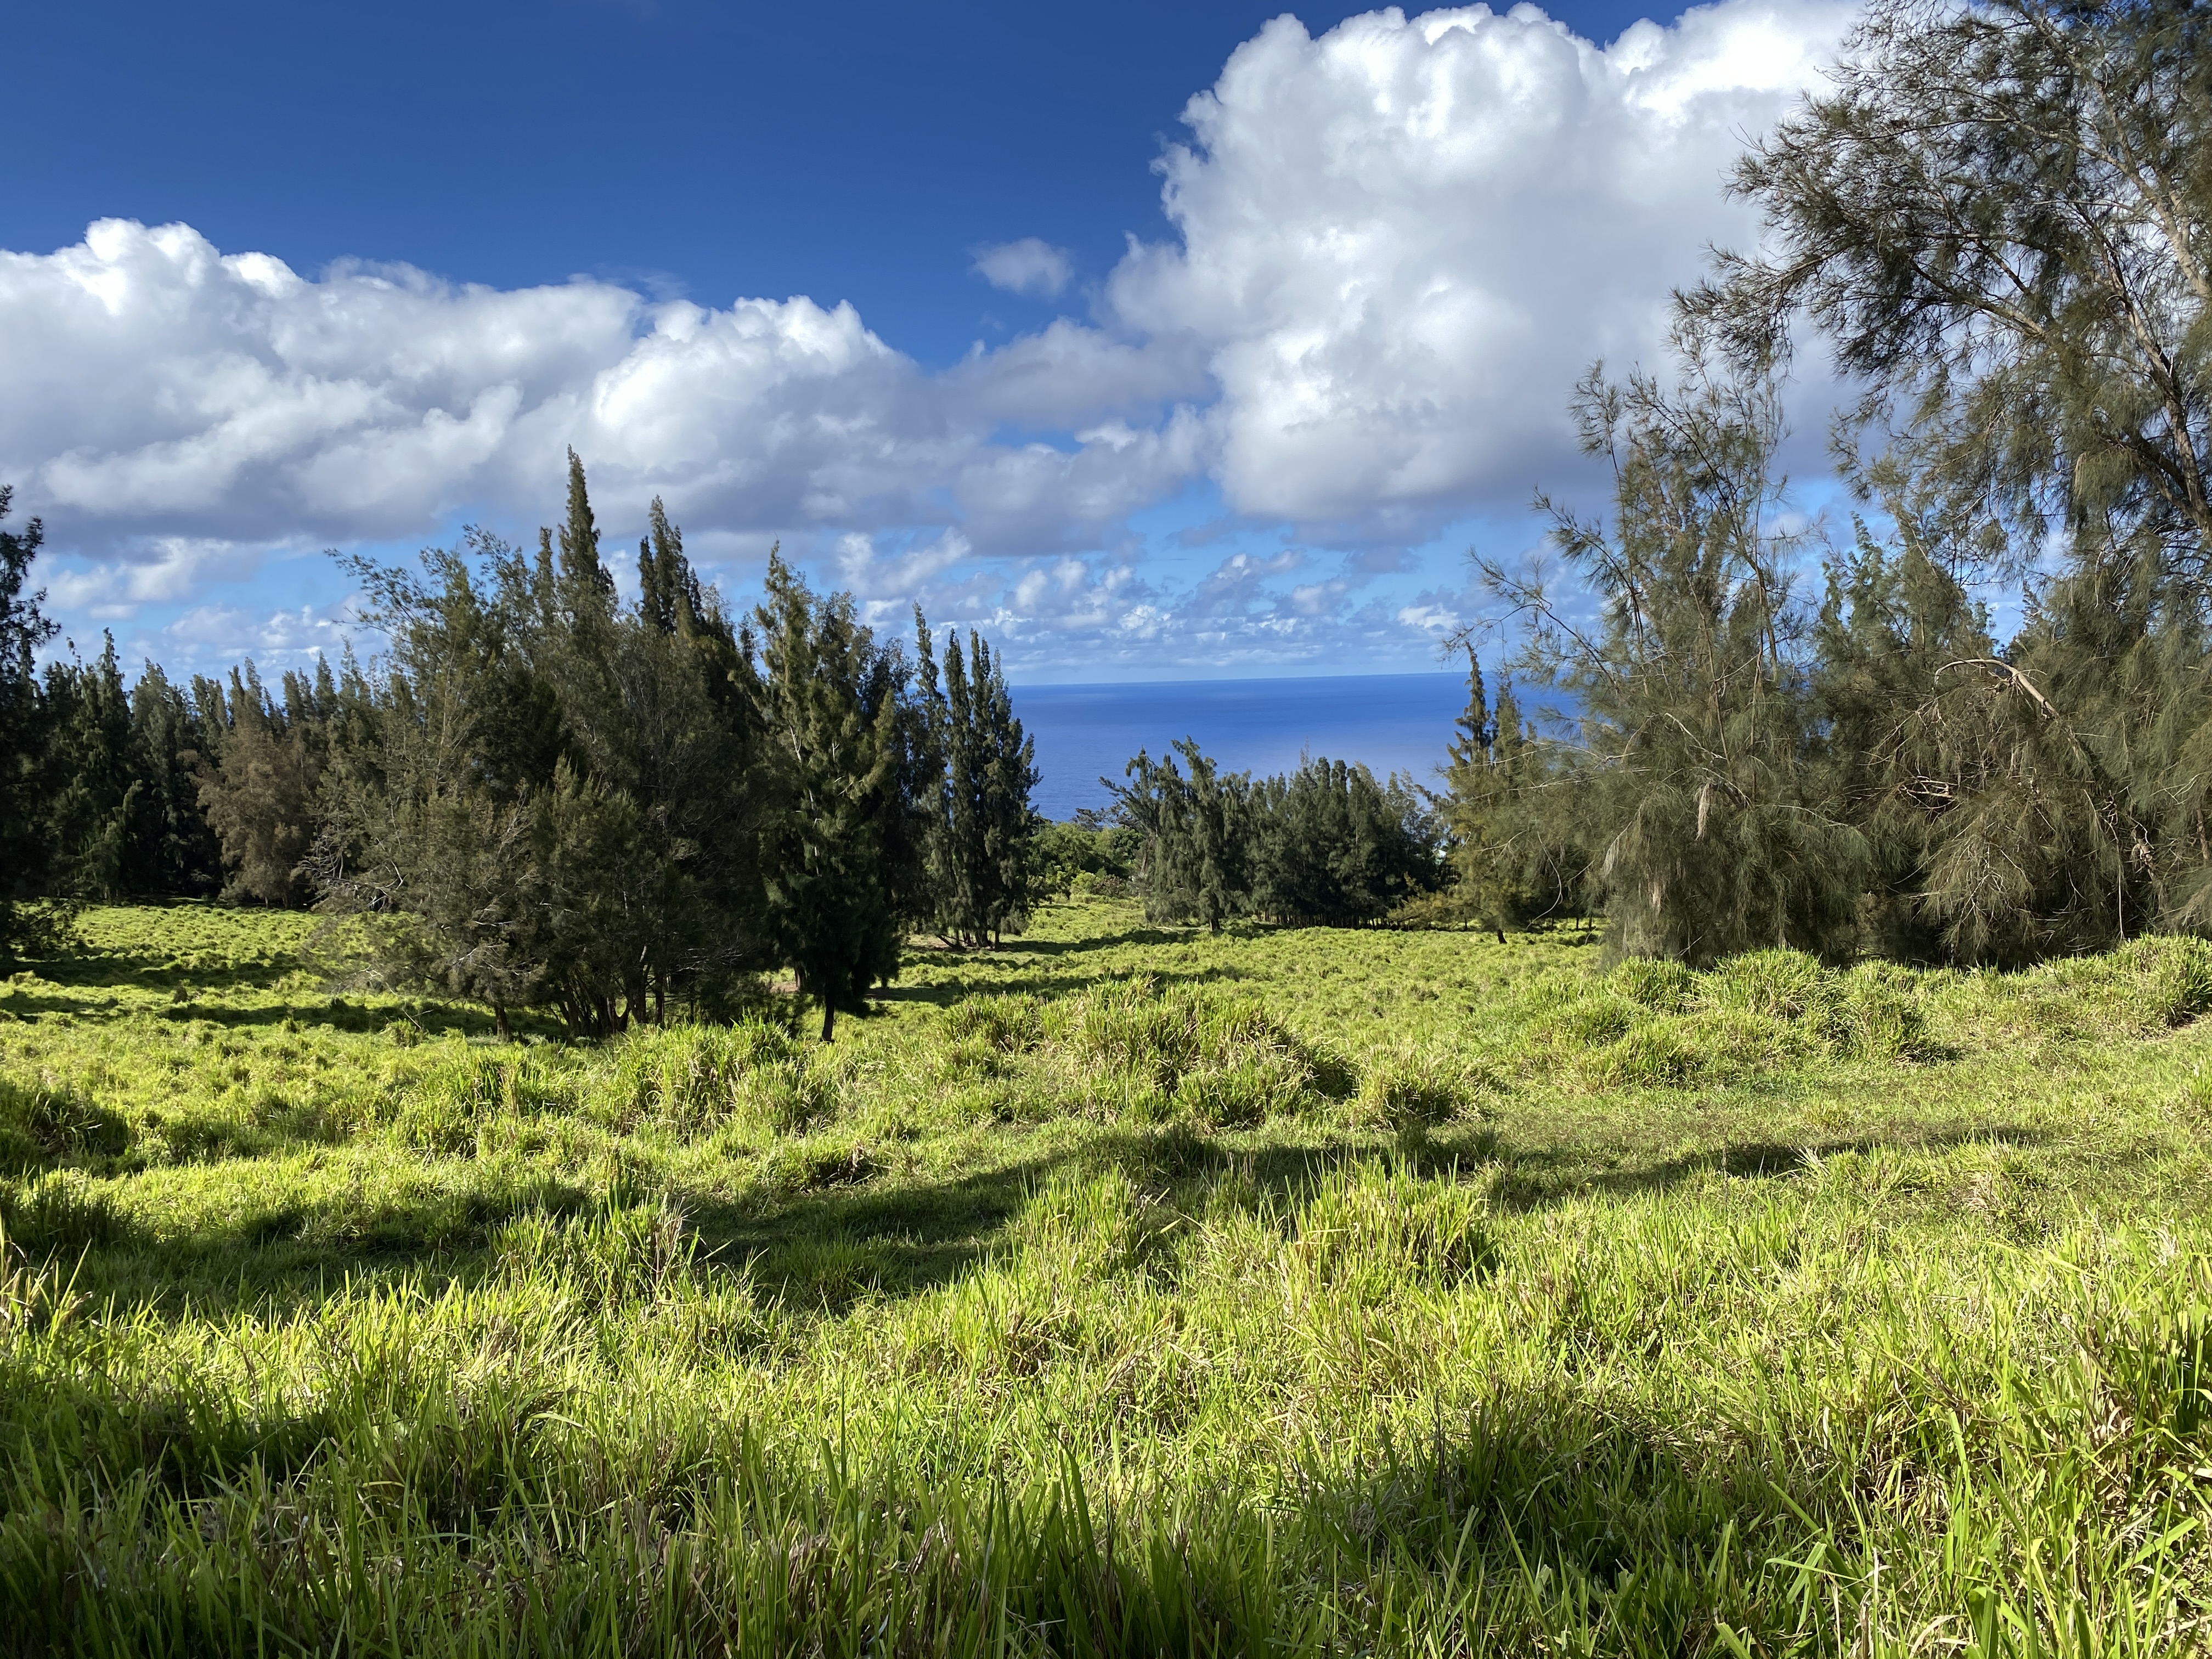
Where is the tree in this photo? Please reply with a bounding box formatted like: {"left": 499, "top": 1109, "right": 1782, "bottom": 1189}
{"left": 1435, "top": 650, "right": 1583, "bottom": 939}
{"left": 318, "top": 473, "right": 766, "bottom": 1039}
{"left": 0, "top": 485, "right": 67, "bottom": 963}
{"left": 41, "top": 635, "right": 138, "bottom": 900}
{"left": 751, "top": 552, "right": 913, "bottom": 1040}
{"left": 311, "top": 542, "right": 554, "bottom": 1031}
{"left": 1689, "top": 0, "right": 2212, "bottom": 586}
{"left": 1687, "top": 0, "right": 2212, "bottom": 958}
{"left": 1481, "top": 353, "right": 1866, "bottom": 963}
{"left": 196, "top": 663, "right": 325, "bottom": 907}
{"left": 531, "top": 466, "right": 764, "bottom": 1027}
{"left": 1114, "top": 741, "right": 1257, "bottom": 932}
{"left": 126, "top": 663, "right": 224, "bottom": 896}
{"left": 922, "top": 622, "right": 1040, "bottom": 946}
{"left": 1255, "top": 757, "right": 1440, "bottom": 926}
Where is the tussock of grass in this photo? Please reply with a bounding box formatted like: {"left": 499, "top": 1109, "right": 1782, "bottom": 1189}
{"left": 0, "top": 901, "right": 2208, "bottom": 1653}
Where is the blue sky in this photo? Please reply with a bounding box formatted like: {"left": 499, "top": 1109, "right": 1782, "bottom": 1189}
{"left": 2, "top": 0, "right": 1859, "bottom": 682}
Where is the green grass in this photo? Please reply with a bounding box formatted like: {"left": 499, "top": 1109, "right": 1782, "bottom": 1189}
{"left": 2, "top": 899, "right": 2210, "bottom": 1654}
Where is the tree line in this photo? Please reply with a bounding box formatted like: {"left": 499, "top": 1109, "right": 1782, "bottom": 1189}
{"left": 1431, "top": 0, "right": 2212, "bottom": 968}
{"left": 1, "top": 444, "right": 1449, "bottom": 1041}
{"left": 1107, "top": 741, "right": 1443, "bottom": 932}
{"left": 8, "top": 0, "right": 2199, "bottom": 986}
{"left": 0, "top": 455, "right": 1042, "bottom": 1039}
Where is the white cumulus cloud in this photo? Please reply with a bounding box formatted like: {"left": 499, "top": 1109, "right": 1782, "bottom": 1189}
{"left": 1, "top": 0, "right": 1856, "bottom": 672}
{"left": 1107, "top": 0, "right": 1854, "bottom": 529}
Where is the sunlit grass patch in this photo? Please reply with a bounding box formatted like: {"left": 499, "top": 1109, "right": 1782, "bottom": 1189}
{"left": 0, "top": 901, "right": 2208, "bottom": 1653}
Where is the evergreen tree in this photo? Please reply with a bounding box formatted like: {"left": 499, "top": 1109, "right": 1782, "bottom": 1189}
{"left": 319, "top": 482, "right": 764, "bottom": 1038}
{"left": 751, "top": 552, "right": 911, "bottom": 1040}
{"left": 0, "top": 486, "right": 66, "bottom": 963}
{"left": 1254, "top": 757, "right": 1440, "bottom": 926}
{"left": 923, "top": 624, "right": 1040, "bottom": 946}
{"left": 125, "top": 662, "right": 223, "bottom": 896}
{"left": 41, "top": 635, "right": 138, "bottom": 900}
{"left": 196, "top": 663, "right": 324, "bottom": 906}
{"left": 1808, "top": 519, "right": 1998, "bottom": 960}
{"left": 637, "top": 497, "right": 706, "bottom": 639}
{"left": 311, "top": 542, "right": 553, "bottom": 1031}
{"left": 555, "top": 447, "right": 614, "bottom": 615}
{"left": 1689, "top": 0, "right": 2212, "bottom": 585}
{"left": 1685, "top": 0, "right": 2212, "bottom": 958}
{"left": 1114, "top": 741, "right": 1258, "bottom": 932}
{"left": 1481, "top": 354, "right": 1866, "bottom": 963}
{"left": 545, "top": 470, "right": 763, "bottom": 1026}
{"left": 1436, "top": 650, "right": 1581, "bottom": 939}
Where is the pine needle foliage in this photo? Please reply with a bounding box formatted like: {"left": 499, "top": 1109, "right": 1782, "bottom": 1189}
{"left": 1436, "top": 650, "right": 1582, "bottom": 938}
{"left": 1674, "top": 0, "right": 2212, "bottom": 963}
{"left": 1477, "top": 354, "right": 1866, "bottom": 964}
{"left": 919, "top": 620, "right": 1040, "bottom": 947}
{"left": 1116, "top": 742, "right": 1443, "bottom": 930}
{"left": 0, "top": 488, "right": 63, "bottom": 966}
{"left": 749, "top": 553, "right": 915, "bottom": 1041}
{"left": 1114, "top": 741, "right": 1261, "bottom": 933}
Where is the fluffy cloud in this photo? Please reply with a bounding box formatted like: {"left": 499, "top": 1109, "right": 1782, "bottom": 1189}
{"left": 0, "top": 219, "right": 1195, "bottom": 573}
{"left": 1110, "top": 0, "right": 1854, "bottom": 527}
{"left": 970, "top": 238, "right": 1075, "bottom": 298}
{"left": 3, "top": 0, "right": 1855, "bottom": 669}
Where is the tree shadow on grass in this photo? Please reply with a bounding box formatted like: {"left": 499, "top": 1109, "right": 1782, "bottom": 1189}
{"left": 4, "top": 1110, "right": 2084, "bottom": 1328}
{"left": 25, "top": 945, "right": 302, "bottom": 997}
{"left": 877, "top": 961, "right": 1257, "bottom": 1013}
{"left": 0, "top": 1322, "right": 1863, "bottom": 1659}
{"left": 1472, "top": 1123, "right": 2061, "bottom": 1211}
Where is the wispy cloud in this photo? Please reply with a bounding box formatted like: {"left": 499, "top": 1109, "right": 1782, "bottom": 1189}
{"left": 969, "top": 237, "right": 1074, "bottom": 298}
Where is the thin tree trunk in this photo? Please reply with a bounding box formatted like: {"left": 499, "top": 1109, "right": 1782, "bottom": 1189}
{"left": 821, "top": 999, "right": 836, "bottom": 1043}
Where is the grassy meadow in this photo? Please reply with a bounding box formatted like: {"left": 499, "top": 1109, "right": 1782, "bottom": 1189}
{"left": 1, "top": 898, "right": 2210, "bottom": 1655}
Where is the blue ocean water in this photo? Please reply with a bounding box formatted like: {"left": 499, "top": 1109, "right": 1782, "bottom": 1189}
{"left": 1013, "top": 672, "right": 1472, "bottom": 822}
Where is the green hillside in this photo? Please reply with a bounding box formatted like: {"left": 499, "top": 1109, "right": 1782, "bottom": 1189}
{"left": 1, "top": 901, "right": 2208, "bottom": 1654}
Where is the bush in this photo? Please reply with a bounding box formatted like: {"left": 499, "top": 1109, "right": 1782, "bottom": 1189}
{"left": 1357, "top": 1051, "right": 1475, "bottom": 1137}
{"left": 943, "top": 995, "right": 1044, "bottom": 1053}
{"left": 1058, "top": 980, "right": 1341, "bottom": 1124}
{"left": 608, "top": 1021, "right": 810, "bottom": 1136}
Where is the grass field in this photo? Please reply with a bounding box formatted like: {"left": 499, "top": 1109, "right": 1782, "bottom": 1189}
{"left": 2, "top": 899, "right": 2209, "bottom": 1655}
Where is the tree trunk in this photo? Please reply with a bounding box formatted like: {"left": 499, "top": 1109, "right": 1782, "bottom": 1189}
{"left": 820, "top": 998, "right": 836, "bottom": 1043}
{"left": 494, "top": 1002, "right": 511, "bottom": 1041}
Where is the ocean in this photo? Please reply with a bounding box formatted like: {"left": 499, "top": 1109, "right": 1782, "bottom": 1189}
{"left": 1013, "top": 671, "right": 1472, "bottom": 822}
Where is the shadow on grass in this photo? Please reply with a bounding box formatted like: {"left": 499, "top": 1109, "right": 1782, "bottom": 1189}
{"left": 0, "top": 1335, "right": 1853, "bottom": 1659}
{"left": 23, "top": 946, "right": 301, "bottom": 997}
{"left": 877, "top": 960, "right": 1257, "bottom": 1012}
{"left": 1476, "top": 1124, "right": 2059, "bottom": 1211}
{"left": 3, "top": 1112, "right": 2078, "bottom": 1326}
